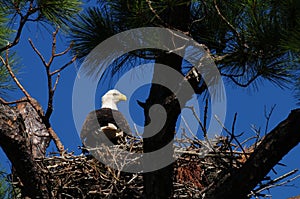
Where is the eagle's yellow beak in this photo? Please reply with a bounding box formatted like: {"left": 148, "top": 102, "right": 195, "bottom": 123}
{"left": 119, "top": 94, "right": 127, "bottom": 101}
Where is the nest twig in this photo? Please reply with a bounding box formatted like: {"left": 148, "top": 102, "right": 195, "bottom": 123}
{"left": 19, "top": 134, "right": 250, "bottom": 199}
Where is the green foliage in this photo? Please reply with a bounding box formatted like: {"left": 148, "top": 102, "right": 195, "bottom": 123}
{"left": 284, "top": 27, "right": 300, "bottom": 53}
{"left": 70, "top": 6, "right": 116, "bottom": 60}
{"left": 0, "top": 53, "right": 20, "bottom": 99}
{"left": 0, "top": 65, "right": 15, "bottom": 98}
{"left": 70, "top": 0, "right": 193, "bottom": 59}
{"left": 279, "top": 0, "right": 300, "bottom": 52}
{"left": 0, "top": 166, "right": 12, "bottom": 199}
{"left": 275, "top": 0, "right": 300, "bottom": 104}
{"left": 104, "top": 0, "right": 161, "bottom": 28}
{"left": 37, "top": 0, "right": 82, "bottom": 28}
{"left": 191, "top": 0, "right": 297, "bottom": 89}
{"left": 0, "top": 0, "right": 82, "bottom": 30}
{"left": 68, "top": 0, "right": 299, "bottom": 94}
{"left": 0, "top": 0, "right": 82, "bottom": 98}
{"left": 295, "top": 58, "right": 300, "bottom": 105}
{"left": 0, "top": 6, "right": 12, "bottom": 48}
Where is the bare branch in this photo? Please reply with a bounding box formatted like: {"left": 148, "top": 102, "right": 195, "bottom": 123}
{"left": 0, "top": 54, "right": 32, "bottom": 100}
{"left": 231, "top": 112, "right": 237, "bottom": 134}
{"left": 1, "top": 50, "right": 64, "bottom": 154}
{"left": 0, "top": 4, "right": 39, "bottom": 52}
{"left": 0, "top": 97, "right": 28, "bottom": 105}
{"left": 213, "top": 0, "right": 242, "bottom": 43}
{"left": 264, "top": 104, "right": 276, "bottom": 135}
{"left": 252, "top": 169, "right": 299, "bottom": 195}
{"left": 29, "top": 28, "right": 75, "bottom": 122}
{"left": 205, "top": 109, "right": 300, "bottom": 198}
{"left": 185, "top": 106, "right": 206, "bottom": 134}
{"left": 215, "top": 114, "right": 247, "bottom": 157}
{"left": 50, "top": 55, "right": 77, "bottom": 76}
{"left": 48, "top": 127, "right": 65, "bottom": 153}
{"left": 47, "top": 27, "right": 60, "bottom": 67}
{"left": 28, "top": 38, "right": 47, "bottom": 67}
{"left": 54, "top": 42, "right": 74, "bottom": 57}
{"left": 222, "top": 72, "right": 261, "bottom": 87}
{"left": 145, "top": 0, "right": 169, "bottom": 28}
{"left": 45, "top": 67, "right": 53, "bottom": 119}
{"left": 53, "top": 73, "right": 60, "bottom": 92}
{"left": 203, "top": 98, "right": 208, "bottom": 133}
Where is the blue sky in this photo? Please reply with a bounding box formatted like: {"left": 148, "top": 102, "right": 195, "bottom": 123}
{"left": 0, "top": 9, "right": 299, "bottom": 199}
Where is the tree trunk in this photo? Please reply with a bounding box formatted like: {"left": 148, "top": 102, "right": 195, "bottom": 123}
{"left": 142, "top": 2, "right": 192, "bottom": 198}
{"left": 143, "top": 53, "right": 183, "bottom": 199}
{"left": 16, "top": 98, "right": 51, "bottom": 158}
{"left": 0, "top": 103, "right": 49, "bottom": 198}
{"left": 205, "top": 109, "right": 300, "bottom": 199}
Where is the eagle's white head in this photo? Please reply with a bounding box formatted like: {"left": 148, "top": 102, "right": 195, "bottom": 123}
{"left": 101, "top": 89, "right": 127, "bottom": 110}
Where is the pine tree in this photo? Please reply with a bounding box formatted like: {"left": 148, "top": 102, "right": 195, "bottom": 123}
{"left": 69, "top": 1, "right": 300, "bottom": 198}
{"left": 0, "top": 1, "right": 299, "bottom": 198}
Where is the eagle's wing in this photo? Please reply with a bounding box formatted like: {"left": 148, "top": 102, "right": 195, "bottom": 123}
{"left": 111, "top": 109, "right": 131, "bottom": 136}
{"left": 81, "top": 109, "right": 131, "bottom": 147}
{"left": 80, "top": 111, "right": 101, "bottom": 147}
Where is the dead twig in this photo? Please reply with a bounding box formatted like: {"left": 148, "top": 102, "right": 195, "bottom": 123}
{"left": 50, "top": 55, "right": 77, "bottom": 76}
{"left": 0, "top": 32, "right": 67, "bottom": 153}
{"left": 264, "top": 104, "right": 276, "bottom": 135}
{"left": 0, "top": 52, "right": 32, "bottom": 101}
{"left": 25, "top": 28, "right": 77, "bottom": 153}
{"left": 0, "top": 97, "right": 28, "bottom": 105}
{"left": 213, "top": 0, "right": 242, "bottom": 43}
{"left": 251, "top": 169, "right": 300, "bottom": 196}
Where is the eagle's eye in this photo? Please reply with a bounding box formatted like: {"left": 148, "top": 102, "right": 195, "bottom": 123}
{"left": 113, "top": 93, "right": 118, "bottom": 96}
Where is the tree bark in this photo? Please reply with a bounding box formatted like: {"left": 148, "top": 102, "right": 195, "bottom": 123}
{"left": 204, "top": 108, "right": 300, "bottom": 199}
{"left": 0, "top": 103, "right": 49, "bottom": 198}
{"left": 143, "top": 53, "right": 182, "bottom": 199}
{"left": 16, "top": 98, "right": 51, "bottom": 158}
{"left": 142, "top": 2, "right": 193, "bottom": 198}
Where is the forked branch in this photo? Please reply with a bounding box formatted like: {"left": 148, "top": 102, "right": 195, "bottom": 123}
{"left": 0, "top": 2, "right": 39, "bottom": 52}
{"left": 0, "top": 36, "right": 68, "bottom": 154}
{"left": 28, "top": 28, "right": 77, "bottom": 120}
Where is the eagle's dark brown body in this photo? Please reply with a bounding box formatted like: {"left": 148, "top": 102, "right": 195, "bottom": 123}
{"left": 80, "top": 108, "right": 131, "bottom": 147}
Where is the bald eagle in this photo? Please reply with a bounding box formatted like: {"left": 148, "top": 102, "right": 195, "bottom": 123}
{"left": 80, "top": 89, "right": 131, "bottom": 149}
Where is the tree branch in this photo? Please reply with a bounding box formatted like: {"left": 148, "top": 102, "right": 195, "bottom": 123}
{"left": 53, "top": 42, "right": 74, "bottom": 57}
{"left": 28, "top": 39, "right": 47, "bottom": 67}
{"left": 0, "top": 51, "right": 65, "bottom": 154}
{"left": 47, "top": 28, "right": 59, "bottom": 67}
{"left": 223, "top": 72, "right": 261, "bottom": 87}
{"left": 27, "top": 28, "right": 77, "bottom": 154}
{"left": 50, "top": 55, "right": 77, "bottom": 76}
{"left": 213, "top": 0, "right": 242, "bottom": 43}
{"left": 0, "top": 97, "right": 28, "bottom": 105}
{"left": 0, "top": 2, "right": 39, "bottom": 52}
{"left": 252, "top": 169, "right": 299, "bottom": 195}
{"left": 0, "top": 104, "right": 49, "bottom": 198}
{"left": 145, "top": 0, "right": 169, "bottom": 28}
{"left": 264, "top": 104, "right": 276, "bottom": 135}
{"left": 0, "top": 54, "right": 32, "bottom": 100}
{"left": 205, "top": 108, "right": 300, "bottom": 199}
{"left": 29, "top": 28, "right": 76, "bottom": 122}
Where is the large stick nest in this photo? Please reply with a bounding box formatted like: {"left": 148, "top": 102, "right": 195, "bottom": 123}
{"left": 29, "top": 136, "right": 250, "bottom": 199}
